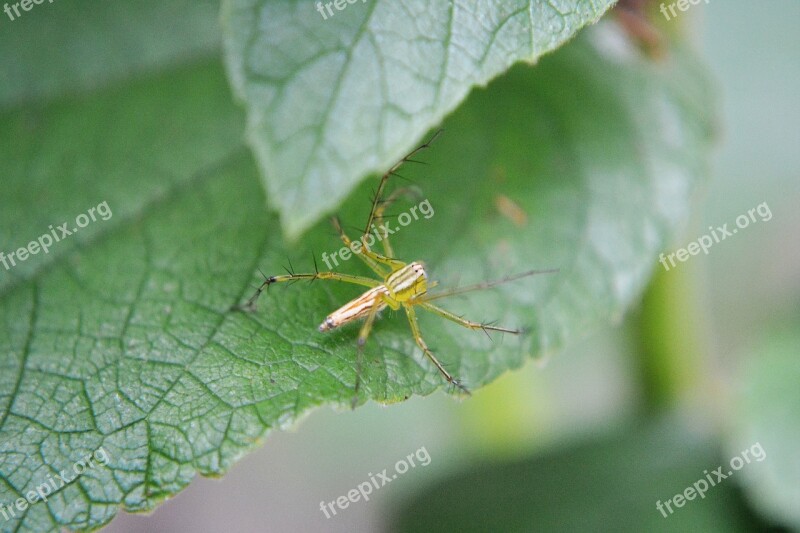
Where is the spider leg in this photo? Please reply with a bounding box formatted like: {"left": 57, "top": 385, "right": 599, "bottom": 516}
{"left": 403, "top": 305, "right": 470, "bottom": 395}
{"left": 368, "top": 186, "right": 423, "bottom": 257}
{"left": 418, "top": 269, "right": 559, "bottom": 303}
{"left": 231, "top": 270, "right": 379, "bottom": 312}
{"left": 361, "top": 130, "right": 442, "bottom": 253}
{"left": 330, "top": 217, "right": 396, "bottom": 275}
{"left": 417, "top": 302, "right": 520, "bottom": 337}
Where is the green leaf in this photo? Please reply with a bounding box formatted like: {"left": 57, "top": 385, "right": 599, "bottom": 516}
{"left": 0, "top": 63, "right": 245, "bottom": 296}
{"left": 0, "top": 0, "right": 221, "bottom": 108}
{"left": 0, "top": 63, "right": 250, "bottom": 531}
{"left": 221, "top": 0, "right": 617, "bottom": 238}
{"left": 0, "top": 19, "right": 714, "bottom": 531}
{"left": 727, "top": 322, "right": 800, "bottom": 529}
{"left": 391, "top": 420, "right": 768, "bottom": 532}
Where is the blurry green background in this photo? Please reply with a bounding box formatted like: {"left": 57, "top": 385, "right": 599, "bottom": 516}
{"left": 102, "top": 1, "right": 800, "bottom": 531}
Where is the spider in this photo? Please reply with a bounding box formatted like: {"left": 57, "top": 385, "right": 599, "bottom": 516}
{"left": 234, "top": 131, "right": 556, "bottom": 406}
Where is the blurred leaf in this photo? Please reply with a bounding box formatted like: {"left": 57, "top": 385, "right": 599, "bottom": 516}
{"left": 391, "top": 421, "right": 767, "bottom": 532}
{"left": 728, "top": 323, "right": 800, "bottom": 529}
{"left": 0, "top": 0, "right": 220, "bottom": 108}
{"left": 221, "top": 0, "right": 616, "bottom": 238}
{"left": 0, "top": 18, "right": 714, "bottom": 532}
